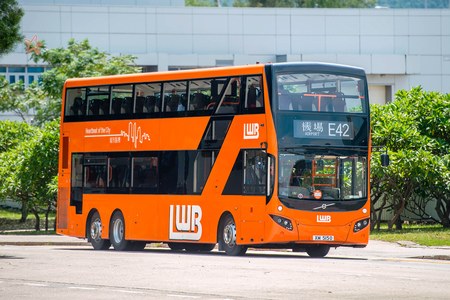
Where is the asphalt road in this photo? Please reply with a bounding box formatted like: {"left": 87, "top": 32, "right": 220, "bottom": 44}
{"left": 1, "top": 241, "right": 450, "bottom": 299}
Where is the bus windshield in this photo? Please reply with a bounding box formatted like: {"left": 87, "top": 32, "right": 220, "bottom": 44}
{"left": 276, "top": 73, "right": 366, "bottom": 113}
{"left": 278, "top": 153, "right": 367, "bottom": 201}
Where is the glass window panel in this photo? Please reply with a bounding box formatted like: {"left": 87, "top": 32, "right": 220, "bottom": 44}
{"left": 111, "top": 85, "right": 133, "bottom": 114}
{"left": 8, "top": 67, "right": 25, "bottom": 73}
{"left": 132, "top": 157, "right": 158, "bottom": 191}
{"left": 108, "top": 157, "right": 130, "bottom": 188}
{"left": 65, "top": 88, "right": 86, "bottom": 116}
{"left": 27, "top": 67, "right": 45, "bottom": 73}
{"left": 276, "top": 73, "right": 365, "bottom": 113}
{"left": 87, "top": 86, "right": 110, "bottom": 116}
{"left": 162, "top": 81, "right": 188, "bottom": 112}
{"left": 244, "top": 76, "right": 264, "bottom": 109}
{"left": 216, "top": 77, "right": 240, "bottom": 115}
{"left": 135, "top": 82, "right": 162, "bottom": 114}
{"left": 188, "top": 79, "right": 212, "bottom": 113}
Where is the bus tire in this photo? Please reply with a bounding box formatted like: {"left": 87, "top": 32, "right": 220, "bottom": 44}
{"left": 168, "top": 242, "right": 185, "bottom": 251}
{"left": 89, "top": 211, "right": 111, "bottom": 250}
{"left": 110, "top": 211, "right": 131, "bottom": 251}
{"left": 220, "top": 215, "right": 247, "bottom": 256}
{"left": 306, "top": 245, "right": 330, "bottom": 258}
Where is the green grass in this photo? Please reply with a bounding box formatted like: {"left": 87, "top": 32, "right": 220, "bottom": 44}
{"left": 0, "top": 207, "right": 56, "bottom": 233}
{"left": 370, "top": 223, "right": 450, "bottom": 247}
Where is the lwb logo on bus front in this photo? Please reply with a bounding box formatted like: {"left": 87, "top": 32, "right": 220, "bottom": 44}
{"left": 243, "top": 123, "right": 259, "bottom": 140}
{"left": 169, "top": 205, "right": 202, "bottom": 241}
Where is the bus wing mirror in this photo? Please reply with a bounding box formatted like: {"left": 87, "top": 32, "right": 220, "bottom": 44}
{"left": 381, "top": 153, "right": 389, "bottom": 167}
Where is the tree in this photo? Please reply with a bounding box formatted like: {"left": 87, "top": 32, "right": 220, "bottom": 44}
{"left": 371, "top": 87, "right": 450, "bottom": 229}
{"left": 0, "top": 120, "right": 59, "bottom": 231}
{"left": 295, "top": 0, "right": 376, "bottom": 7}
{"left": 377, "top": 0, "right": 449, "bottom": 9}
{"left": 186, "top": 0, "right": 217, "bottom": 6}
{"left": 0, "top": 0, "right": 24, "bottom": 58}
{"left": 28, "top": 39, "right": 141, "bottom": 124}
{"left": 0, "top": 120, "right": 35, "bottom": 222}
{"left": 0, "top": 77, "right": 47, "bottom": 123}
{"left": 232, "top": 0, "right": 376, "bottom": 7}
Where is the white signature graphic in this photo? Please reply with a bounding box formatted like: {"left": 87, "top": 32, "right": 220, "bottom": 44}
{"left": 85, "top": 122, "right": 150, "bottom": 148}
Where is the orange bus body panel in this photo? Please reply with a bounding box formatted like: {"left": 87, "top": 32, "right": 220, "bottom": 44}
{"left": 57, "top": 63, "right": 371, "bottom": 251}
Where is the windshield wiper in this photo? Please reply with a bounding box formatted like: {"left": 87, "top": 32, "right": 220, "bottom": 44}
{"left": 281, "top": 148, "right": 304, "bottom": 155}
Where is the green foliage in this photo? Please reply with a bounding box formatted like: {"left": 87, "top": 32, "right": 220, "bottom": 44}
{"left": 371, "top": 87, "right": 450, "bottom": 229}
{"left": 0, "top": 0, "right": 24, "bottom": 58}
{"left": 0, "top": 77, "right": 48, "bottom": 123}
{"left": 27, "top": 39, "right": 141, "bottom": 124}
{"left": 232, "top": 0, "right": 376, "bottom": 7}
{"left": 0, "top": 120, "right": 59, "bottom": 231}
{"left": 296, "top": 0, "right": 376, "bottom": 7}
{"left": 186, "top": 0, "right": 217, "bottom": 6}
{"left": 377, "top": 0, "right": 449, "bottom": 8}
{"left": 0, "top": 120, "right": 35, "bottom": 153}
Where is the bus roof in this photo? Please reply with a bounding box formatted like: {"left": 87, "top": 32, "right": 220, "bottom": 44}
{"left": 64, "top": 62, "right": 367, "bottom": 88}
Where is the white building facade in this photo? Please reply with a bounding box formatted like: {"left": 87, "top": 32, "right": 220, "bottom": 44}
{"left": 1, "top": 0, "right": 449, "bottom": 121}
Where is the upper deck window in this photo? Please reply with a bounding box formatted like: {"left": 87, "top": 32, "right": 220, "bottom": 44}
{"left": 276, "top": 73, "right": 366, "bottom": 114}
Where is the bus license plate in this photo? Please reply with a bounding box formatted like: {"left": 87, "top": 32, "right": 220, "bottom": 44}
{"left": 313, "top": 235, "right": 334, "bottom": 241}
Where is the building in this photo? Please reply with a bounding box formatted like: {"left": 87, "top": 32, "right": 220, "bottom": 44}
{"left": 1, "top": 0, "right": 449, "bottom": 120}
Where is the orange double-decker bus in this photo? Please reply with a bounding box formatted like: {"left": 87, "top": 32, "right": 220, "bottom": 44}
{"left": 57, "top": 62, "right": 372, "bottom": 257}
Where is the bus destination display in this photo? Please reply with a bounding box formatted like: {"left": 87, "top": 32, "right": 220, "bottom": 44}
{"left": 293, "top": 120, "right": 353, "bottom": 140}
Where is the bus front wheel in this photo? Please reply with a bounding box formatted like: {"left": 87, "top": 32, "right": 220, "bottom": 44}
{"left": 220, "top": 215, "right": 247, "bottom": 256}
{"left": 89, "top": 211, "right": 111, "bottom": 250}
{"left": 306, "top": 245, "right": 330, "bottom": 258}
{"left": 110, "top": 211, "right": 131, "bottom": 251}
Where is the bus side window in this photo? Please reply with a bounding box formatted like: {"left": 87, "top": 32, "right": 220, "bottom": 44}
{"left": 243, "top": 76, "right": 264, "bottom": 114}
{"left": 188, "top": 79, "right": 213, "bottom": 114}
{"left": 162, "top": 81, "right": 188, "bottom": 113}
{"left": 108, "top": 157, "right": 130, "bottom": 188}
{"left": 132, "top": 156, "right": 158, "bottom": 194}
{"left": 65, "top": 88, "right": 86, "bottom": 117}
{"left": 135, "top": 82, "right": 162, "bottom": 116}
{"left": 215, "top": 77, "right": 240, "bottom": 115}
{"left": 111, "top": 84, "right": 133, "bottom": 115}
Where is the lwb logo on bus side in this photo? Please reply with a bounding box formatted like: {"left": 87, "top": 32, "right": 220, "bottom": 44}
{"left": 244, "top": 123, "right": 259, "bottom": 139}
{"left": 169, "top": 205, "right": 202, "bottom": 240}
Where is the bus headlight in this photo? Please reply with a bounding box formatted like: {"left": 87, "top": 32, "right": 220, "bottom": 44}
{"left": 353, "top": 218, "right": 370, "bottom": 232}
{"left": 270, "top": 214, "right": 293, "bottom": 231}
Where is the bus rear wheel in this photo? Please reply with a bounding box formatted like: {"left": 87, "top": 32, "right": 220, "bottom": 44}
{"left": 89, "top": 211, "right": 111, "bottom": 250}
{"left": 220, "top": 215, "right": 247, "bottom": 256}
{"left": 110, "top": 211, "right": 131, "bottom": 251}
{"left": 306, "top": 245, "right": 330, "bottom": 258}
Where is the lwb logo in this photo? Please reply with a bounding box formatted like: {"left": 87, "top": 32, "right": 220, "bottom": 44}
{"left": 169, "top": 205, "right": 202, "bottom": 240}
{"left": 244, "top": 123, "right": 259, "bottom": 140}
{"left": 317, "top": 215, "right": 331, "bottom": 223}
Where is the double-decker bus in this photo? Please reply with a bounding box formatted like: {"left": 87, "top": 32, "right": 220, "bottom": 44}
{"left": 57, "top": 62, "right": 372, "bottom": 257}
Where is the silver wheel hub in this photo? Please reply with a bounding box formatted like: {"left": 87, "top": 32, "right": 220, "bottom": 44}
{"left": 113, "top": 219, "right": 124, "bottom": 243}
{"left": 223, "top": 222, "right": 236, "bottom": 248}
{"left": 90, "top": 219, "right": 102, "bottom": 242}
